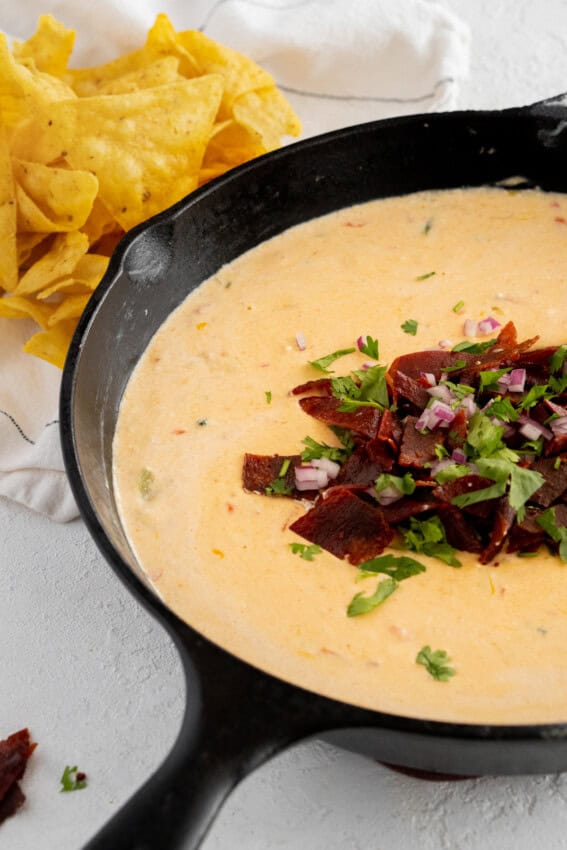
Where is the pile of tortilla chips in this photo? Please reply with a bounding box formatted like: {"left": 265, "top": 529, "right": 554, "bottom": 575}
{"left": 0, "top": 14, "right": 301, "bottom": 368}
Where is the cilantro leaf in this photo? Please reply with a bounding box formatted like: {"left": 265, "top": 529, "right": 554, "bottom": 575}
{"left": 415, "top": 271, "right": 436, "bottom": 281}
{"left": 347, "top": 577, "right": 398, "bottom": 617}
{"left": 508, "top": 464, "right": 545, "bottom": 514}
{"left": 358, "top": 335, "right": 379, "bottom": 360}
{"left": 550, "top": 345, "right": 567, "bottom": 374}
{"left": 289, "top": 542, "right": 323, "bottom": 561}
{"left": 334, "top": 365, "right": 390, "bottom": 412}
{"left": 451, "top": 480, "right": 507, "bottom": 508}
{"left": 537, "top": 507, "right": 567, "bottom": 562}
{"left": 434, "top": 464, "right": 471, "bottom": 484}
{"left": 416, "top": 646, "right": 456, "bottom": 681}
{"left": 478, "top": 368, "right": 511, "bottom": 391}
{"left": 486, "top": 397, "right": 519, "bottom": 422}
{"left": 301, "top": 436, "right": 350, "bottom": 464}
{"left": 452, "top": 300, "right": 465, "bottom": 313}
{"left": 138, "top": 468, "right": 154, "bottom": 500}
{"left": 356, "top": 554, "right": 426, "bottom": 582}
{"left": 452, "top": 338, "right": 497, "bottom": 354}
{"left": 265, "top": 391, "right": 272, "bottom": 404}
{"left": 443, "top": 359, "right": 467, "bottom": 373}
{"left": 399, "top": 515, "right": 462, "bottom": 567}
{"left": 309, "top": 347, "right": 356, "bottom": 374}
{"left": 60, "top": 766, "right": 87, "bottom": 792}
{"left": 401, "top": 319, "right": 418, "bottom": 336}
{"left": 265, "top": 478, "right": 292, "bottom": 496}
{"left": 518, "top": 384, "right": 549, "bottom": 411}
{"left": 423, "top": 219, "right": 433, "bottom": 235}
{"left": 375, "top": 472, "right": 416, "bottom": 497}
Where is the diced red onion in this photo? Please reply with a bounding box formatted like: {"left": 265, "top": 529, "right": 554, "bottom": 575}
{"left": 452, "top": 448, "right": 467, "bottom": 464}
{"left": 420, "top": 372, "right": 436, "bottom": 386}
{"left": 546, "top": 400, "right": 567, "bottom": 418}
{"left": 458, "top": 395, "right": 478, "bottom": 420}
{"left": 415, "top": 409, "right": 434, "bottom": 431}
{"left": 356, "top": 336, "right": 365, "bottom": 351}
{"left": 507, "top": 369, "right": 526, "bottom": 393}
{"left": 497, "top": 373, "right": 511, "bottom": 393}
{"left": 550, "top": 416, "right": 567, "bottom": 436}
{"left": 361, "top": 361, "right": 374, "bottom": 370}
{"left": 430, "top": 400, "right": 456, "bottom": 425}
{"left": 477, "top": 316, "right": 501, "bottom": 335}
{"left": 295, "top": 332, "right": 306, "bottom": 351}
{"left": 518, "top": 416, "right": 553, "bottom": 441}
{"left": 376, "top": 485, "right": 404, "bottom": 506}
{"left": 295, "top": 465, "right": 330, "bottom": 490}
{"left": 438, "top": 339, "right": 453, "bottom": 349}
{"left": 311, "top": 457, "right": 340, "bottom": 479}
{"left": 463, "top": 319, "right": 477, "bottom": 337}
{"left": 481, "top": 398, "right": 495, "bottom": 413}
{"left": 427, "top": 385, "right": 454, "bottom": 404}
{"left": 429, "top": 458, "right": 453, "bottom": 478}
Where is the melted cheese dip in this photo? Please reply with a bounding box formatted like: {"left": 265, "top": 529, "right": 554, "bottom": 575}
{"left": 114, "top": 187, "right": 567, "bottom": 725}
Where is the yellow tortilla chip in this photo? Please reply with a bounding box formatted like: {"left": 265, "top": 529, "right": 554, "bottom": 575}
{"left": 37, "top": 253, "right": 109, "bottom": 299}
{"left": 47, "top": 293, "right": 91, "bottom": 326}
{"left": 0, "top": 128, "right": 18, "bottom": 291}
{"left": 0, "top": 293, "right": 54, "bottom": 329}
{"left": 14, "top": 231, "right": 89, "bottom": 296}
{"left": 144, "top": 14, "right": 201, "bottom": 77}
{"left": 17, "top": 232, "right": 50, "bottom": 269}
{"left": 233, "top": 86, "right": 301, "bottom": 151}
{"left": 23, "top": 318, "right": 77, "bottom": 369}
{"left": 12, "top": 14, "right": 75, "bottom": 79}
{"left": 96, "top": 56, "right": 181, "bottom": 95}
{"left": 81, "top": 198, "right": 119, "bottom": 247}
{"left": 13, "top": 159, "right": 98, "bottom": 233}
{"left": 65, "top": 43, "right": 162, "bottom": 97}
{"left": 11, "top": 76, "right": 224, "bottom": 230}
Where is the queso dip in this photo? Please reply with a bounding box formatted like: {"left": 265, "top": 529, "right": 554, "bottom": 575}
{"left": 113, "top": 187, "right": 567, "bottom": 725}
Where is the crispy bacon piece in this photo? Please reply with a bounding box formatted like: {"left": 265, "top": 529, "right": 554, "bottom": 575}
{"left": 289, "top": 487, "right": 394, "bottom": 564}
{"left": 388, "top": 349, "right": 473, "bottom": 383}
{"left": 390, "top": 371, "right": 430, "bottom": 409}
{"left": 446, "top": 409, "right": 468, "bottom": 452}
{"left": 399, "top": 416, "right": 446, "bottom": 469}
{"left": 479, "top": 498, "right": 516, "bottom": 564}
{"left": 380, "top": 498, "right": 439, "bottom": 525}
{"left": 433, "top": 474, "right": 496, "bottom": 505}
{"left": 0, "top": 729, "right": 36, "bottom": 825}
{"left": 242, "top": 454, "right": 316, "bottom": 500}
{"left": 298, "top": 396, "right": 381, "bottom": 439}
{"left": 530, "top": 456, "right": 567, "bottom": 507}
{"left": 291, "top": 378, "right": 333, "bottom": 396}
{"left": 334, "top": 446, "right": 385, "bottom": 487}
{"left": 438, "top": 506, "right": 483, "bottom": 553}
{"left": 544, "top": 435, "right": 567, "bottom": 458}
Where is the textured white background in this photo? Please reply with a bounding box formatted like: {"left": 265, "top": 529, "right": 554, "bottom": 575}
{"left": 4, "top": 1, "right": 567, "bottom": 849}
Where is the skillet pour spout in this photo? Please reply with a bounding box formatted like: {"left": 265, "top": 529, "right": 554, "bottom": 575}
{"left": 62, "top": 96, "right": 567, "bottom": 849}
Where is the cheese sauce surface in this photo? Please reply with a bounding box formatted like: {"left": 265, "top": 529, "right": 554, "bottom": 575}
{"left": 113, "top": 187, "right": 567, "bottom": 725}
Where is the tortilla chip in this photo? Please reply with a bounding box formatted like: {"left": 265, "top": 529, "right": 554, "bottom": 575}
{"left": 13, "top": 159, "right": 98, "bottom": 233}
{"left": 0, "top": 129, "right": 18, "bottom": 291}
{"left": 37, "top": 253, "right": 109, "bottom": 298}
{"left": 47, "top": 293, "right": 91, "bottom": 326}
{"left": 233, "top": 86, "right": 302, "bottom": 150}
{"left": 17, "top": 232, "right": 50, "bottom": 269}
{"left": 0, "top": 293, "right": 54, "bottom": 329}
{"left": 12, "top": 14, "right": 75, "bottom": 79}
{"left": 11, "top": 76, "right": 223, "bottom": 230}
{"left": 23, "top": 319, "right": 77, "bottom": 369}
{"left": 80, "top": 198, "right": 119, "bottom": 246}
{"left": 14, "top": 231, "right": 89, "bottom": 296}
{"left": 96, "top": 56, "right": 181, "bottom": 95}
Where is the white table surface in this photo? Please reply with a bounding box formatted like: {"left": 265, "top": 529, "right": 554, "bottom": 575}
{"left": 4, "top": 2, "right": 567, "bottom": 848}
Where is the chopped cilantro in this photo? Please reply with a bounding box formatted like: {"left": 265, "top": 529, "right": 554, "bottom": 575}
{"left": 347, "top": 577, "right": 398, "bottom": 617}
{"left": 452, "top": 338, "right": 497, "bottom": 354}
{"left": 329, "top": 426, "right": 356, "bottom": 453}
{"left": 333, "top": 364, "right": 390, "bottom": 412}
{"left": 520, "top": 438, "right": 544, "bottom": 457}
{"left": 423, "top": 218, "right": 433, "bottom": 235}
{"left": 550, "top": 345, "right": 567, "bottom": 374}
{"left": 537, "top": 507, "right": 567, "bottom": 561}
{"left": 440, "top": 380, "right": 475, "bottom": 401}
{"left": 308, "top": 347, "right": 356, "bottom": 374}
{"left": 197, "top": 418, "right": 208, "bottom": 426}
{"left": 265, "top": 460, "right": 292, "bottom": 496}
{"left": 443, "top": 359, "right": 467, "bottom": 373}
{"left": 517, "top": 551, "right": 540, "bottom": 558}
{"left": 518, "top": 384, "right": 549, "bottom": 411}
{"left": 487, "top": 397, "right": 519, "bottom": 422}
{"left": 399, "top": 515, "right": 462, "bottom": 567}
{"left": 452, "top": 300, "right": 465, "bottom": 313}
{"left": 478, "top": 368, "right": 511, "bottom": 391}
{"left": 415, "top": 271, "right": 436, "bottom": 281}
{"left": 358, "top": 335, "right": 380, "bottom": 360}
{"left": 434, "top": 444, "right": 449, "bottom": 460}
{"left": 416, "top": 646, "right": 455, "bottom": 681}
{"left": 289, "top": 542, "right": 322, "bottom": 561}
{"left": 375, "top": 472, "right": 416, "bottom": 497}
{"left": 466, "top": 412, "right": 510, "bottom": 459}
{"left": 138, "top": 468, "right": 154, "bottom": 500}
{"left": 434, "top": 464, "right": 471, "bottom": 484}
{"left": 60, "top": 766, "right": 87, "bottom": 792}
{"left": 301, "top": 436, "right": 350, "bottom": 464}
{"left": 451, "top": 454, "right": 544, "bottom": 519}
{"left": 265, "top": 478, "right": 292, "bottom": 496}
{"left": 555, "top": 457, "right": 563, "bottom": 470}
{"left": 401, "top": 319, "right": 418, "bottom": 336}
{"left": 330, "top": 375, "right": 359, "bottom": 399}
{"left": 356, "top": 554, "right": 426, "bottom": 582}
{"left": 265, "top": 391, "right": 272, "bottom": 404}
{"left": 549, "top": 374, "right": 567, "bottom": 395}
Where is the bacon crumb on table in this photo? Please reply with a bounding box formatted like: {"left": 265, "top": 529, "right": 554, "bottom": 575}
{"left": 0, "top": 729, "right": 36, "bottom": 825}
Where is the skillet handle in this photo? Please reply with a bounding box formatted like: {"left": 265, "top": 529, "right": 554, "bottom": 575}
{"left": 83, "top": 621, "right": 378, "bottom": 850}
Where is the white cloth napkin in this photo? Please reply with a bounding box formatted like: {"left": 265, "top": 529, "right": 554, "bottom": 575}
{"left": 0, "top": 0, "right": 469, "bottom": 522}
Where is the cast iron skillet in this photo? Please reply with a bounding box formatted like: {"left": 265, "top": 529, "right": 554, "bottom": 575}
{"left": 61, "top": 96, "right": 567, "bottom": 850}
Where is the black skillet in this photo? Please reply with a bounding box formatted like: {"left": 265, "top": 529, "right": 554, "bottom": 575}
{"left": 60, "top": 95, "right": 567, "bottom": 850}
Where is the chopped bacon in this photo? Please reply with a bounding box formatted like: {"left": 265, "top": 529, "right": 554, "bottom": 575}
{"left": 242, "top": 453, "right": 316, "bottom": 500}
{"left": 0, "top": 729, "right": 36, "bottom": 825}
{"left": 244, "top": 328, "right": 567, "bottom": 566}
{"left": 298, "top": 396, "right": 381, "bottom": 439}
{"left": 399, "top": 417, "right": 446, "bottom": 469}
{"left": 289, "top": 488, "right": 394, "bottom": 564}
